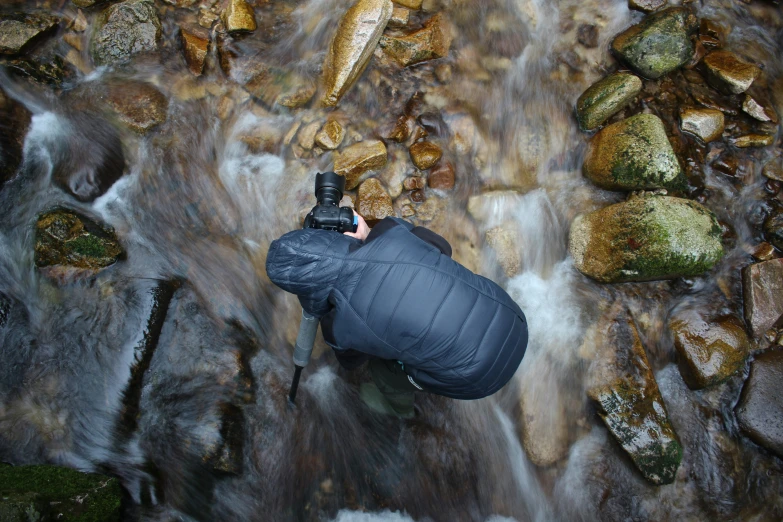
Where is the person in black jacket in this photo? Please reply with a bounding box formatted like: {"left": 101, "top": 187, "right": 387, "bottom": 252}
{"left": 266, "top": 212, "right": 528, "bottom": 418}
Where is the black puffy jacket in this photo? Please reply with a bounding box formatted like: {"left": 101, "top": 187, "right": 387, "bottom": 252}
{"left": 265, "top": 217, "right": 528, "bottom": 400}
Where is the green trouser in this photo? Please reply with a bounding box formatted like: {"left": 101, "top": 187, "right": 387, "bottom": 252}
{"left": 368, "top": 358, "right": 418, "bottom": 416}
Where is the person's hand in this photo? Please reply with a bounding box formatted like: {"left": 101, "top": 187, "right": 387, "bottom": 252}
{"left": 344, "top": 210, "right": 370, "bottom": 241}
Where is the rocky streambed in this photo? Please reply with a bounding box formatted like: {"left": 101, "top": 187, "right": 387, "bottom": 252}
{"left": 1, "top": 0, "right": 783, "bottom": 521}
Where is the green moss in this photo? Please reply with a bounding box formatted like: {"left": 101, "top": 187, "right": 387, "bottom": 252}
{"left": 68, "top": 235, "right": 108, "bottom": 259}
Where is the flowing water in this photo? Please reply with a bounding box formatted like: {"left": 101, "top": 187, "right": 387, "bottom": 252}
{"left": 1, "top": 0, "right": 782, "bottom": 520}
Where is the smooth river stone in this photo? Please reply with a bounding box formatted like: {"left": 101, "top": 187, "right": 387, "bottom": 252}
{"left": 409, "top": 140, "right": 442, "bottom": 170}
{"left": 742, "top": 94, "right": 779, "bottom": 124}
{"left": 357, "top": 178, "right": 394, "bottom": 225}
{"left": 569, "top": 194, "right": 724, "bottom": 283}
{"left": 732, "top": 134, "right": 774, "bottom": 148}
{"left": 576, "top": 72, "right": 642, "bottom": 131}
{"left": 742, "top": 258, "right": 783, "bottom": 339}
{"left": 105, "top": 80, "right": 168, "bottom": 134}
{"left": 583, "top": 113, "right": 683, "bottom": 191}
{"left": 611, "top": 7, "right": 697, "bottom": 79}
{"left": 334, "top": 139, "right": 388, "bottom": 190}
{"left": 736, "top": 350, "right": 783, "bottom": 458}
{"left": 321, "top": 0, "right": 393, "bottom": 107}
{"left": 702, "top": 51, "right": 761, "bottom": 94}
{"left": 679, "top": 107, "right": 724, "bottom": 143}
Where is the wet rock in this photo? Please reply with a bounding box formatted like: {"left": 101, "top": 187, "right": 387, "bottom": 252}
{"left": 519, "top": 377, "right": 569, "bottom": 467}
{"left": 296, "top": 121, "right": 320, "bottom": 150}
{"left": 388, "top": 6, "right": 410, "bottom": 27}
{"left": 611, "top": 7, "right": 697, "bottom": 79}
{"left": 628, "top": 0, "right": 667, "bottom": 13}
{"left": 222, "top": 0, "right": 256, "bottom": 34}
{"left": 735, "top": 350, "right": 783, "bottom": 458}
{"left": 583, "top": 114, "right": 683, "bottom": 191}
{"left": 575, "top": 72, "right": 642, "bottom": 131}
{"left": 92, "top": 0, "right": 161, "bottom": 66}
{"left": 180, "top": 26, "right": 209, "bottom": 76}
{"left": 711, "top": 154, "right": 738, "bottom": 176}
{"left": 702, "top": 51, "right": 761, "bottom": 94}
{"left": 428, "top": 160, "right": 455, "bottom": 190}
{"left": 105, "top": 80, "right": 168, "bottom": 134}
{"left": 333, "top": 139, "right": 387, "bottom": 189}
{"left": 314, "top": 119, "right": 345, "bottom": 150}
{"left": 485, "top": 226, "right": 520, "bottom": 277}
{"left": 0, "top": 86, "right": 32, "bottom": 187}
{"left": 35, "top": 208, "right": 124, "bottom": 274}
{"left": 409, "top": 141, "right": 442, "bottom": 170}
{"left": 321, "top": 0, "right": 393, "bottom": 107}
{"left": 380, "top": 13, "right": 452, "bottom": 67}
{"left": 577, "top": 24, "right": 599, "bottom": 48}
{"left": 699, "top": 19, "right": 725, "bottom": 42}
{"left": 587, "top": 309, "right": 682, "bottom": 485}
{"left": 670, "top": 312, "right": 750, "bottom": 389}
{"left": 387, "top": 115, "right": 414, "bottom": 142}
{"left": 411, "top": 188, "right": 425, "bottom": 202}
{"left": 569, "top": 194, "right": 724, "bottom": 283}
{"left": 392, "top": 0, "right": 421, "bottom": 8}
{"left": 416, "top": 112, "right": 447, "bottom": 137}
{"left": 403, "top": 176, "right": 426, "bottom": 190}
{"left": 742, "top": 259, "right": 783, "bottom": 338}
{"left": 679, "top": 107, "right": 724, "bottom": 143}
{"left": 357, "top": 177, "right": 394, "bottom": 225}
{"left": 245, "top": 66, "right": 316, "bottom": 109}
{"left": 751, "top": 242, "right": 777, "bottom": 262}
{"left": 467, "top": 190, "right": 519, "bottom": 223}
{"left": 435, "top": 63, "right": 451, "bottom": 82}
{"left": 742, "top": 94, "right": 779, "bottom": 123}
{"left": 0, "top": 13, "right": 59, "bottom": 55}
{"left": 763, "top": 158, "right": 783, "bottom": 182}
{"left": 161, "top": 0, "right": 198, "bottom": 6}
{"left": 4, "top": 55, "right": 74, "bottom": 86}
{"left": 0, "top": 464, "right": 122, "bottom": 522}
{"left": 731, "top": 134, "right": 773, "bottom": 148}
{"left": 764, "top": 212, "right": 783, "bottom": 252}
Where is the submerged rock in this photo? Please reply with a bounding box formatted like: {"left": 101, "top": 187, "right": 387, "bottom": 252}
{"left": 485, "top": 226, "right": 520, "bottom": 277}
{"left": 321, "top": 0, "right": 393, "bottom": 107}
{"left": 679, "top": 107, "right": 724, "bottom": 143}
{"left": 379, "top": 13, "right": 452, "bottom": 67}
{"left": 222, "top": 0, "right": 256, "bottom": 33}
{"left": 742, "top": 258, "right": 783, "bottom": 339}
{"left": 333, "top": 139, "right": 387, "bottom": 190}
{"left": 575, "top": 72, "right": 642, "bottom": 131}
{"left": 588, "top": 309, "right": 682, "bottom": 485}
{"left": 388, "top": 6, "right": 410, "bottom": 28}
{"left": 742, "top": 93, "right": 778, "bottom": 124}
{"left": 670, "top": 312, "right": 750, "bottom": 389}
{"left": 628, "top": 0, "right": 667, "bottom": 13}
{"left": 245, "top": 66, "right": 316, "bottom": 109}
{"left": 764, "top": 211, "right": 783, "bottom": 252}
{"left": 180, "top": 26, "right": 209, "bottom": 76}
{"left": 357, "top": 177, "right": 394, "bottom": 225}
{"left": 0, "top": 85, "right": 32, "bottom": 187}
{"left": 105, "top": 80, "right": 168, "bottom": 133}
{"left": 92, "top": 0, "right": 161, "bottom": 66}
{"left": 35, "top": 208, "right": 124, "bottom": 273}
{"left": 314, "top": 119, "right": 345, "bottom": 150}
{"left": 0, "top": 13, "right": 59, "bottom": 55}
{"left": 409, "top": 140, "right": 442, "bottom": 170}
{"left": 611, "top": 7, "right": 697, "bottom": 79}
{"left": 702, "top": 51, "right": 761, "bottom": 95}
{"left": 392, "top": 0, "right": 421, "bottom": 8}
{"left": 569, "top": 194, "right": 724, "bottom": 283}
{"left": 736, "top": 350, "right": 783, "bottom": 458}
{"left": 583, "top": 114, "right": 683, "bottom": 191}
{"left": 428, "top": 160, "right": 455, "bottom": 190}
{"left": 731, "top": 134, "right": 773, "bottom": 148}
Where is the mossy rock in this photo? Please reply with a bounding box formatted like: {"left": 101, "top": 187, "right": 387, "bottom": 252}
{"left": 611, "top": 7, "right": 697, "bottom": 79}
{"left": 0, "top": 464, "right": 122, "bottom": 522}
{"left": 569, "top": 194, "right": 724, "bottom": 283}
{"left": 35, "top": 209, "right": 124, "bottom": 272}
{"left": 583, "top": 113, "right": 684, "bottom": 191}
{"left": 576, "top": 72, "right": 642, "bottom": 131}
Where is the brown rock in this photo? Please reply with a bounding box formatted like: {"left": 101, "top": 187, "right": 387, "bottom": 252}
{"left": 702, "top": 51, "right": 761, "bottom": 94}
{"left": 409, "top": 141, "right": 442, "bottom": 170}
{"left": 679, "top": 107, "right": 724, "bottom": 143}
{"left": 711, "top": 154, "right": 738, "bottom": 176}
{"left": 321, "top": 0, "right": 393, "bottom": 107}
{"left": 245, "top": 66, "right": 316, "bottom": 109}
{"left": 388, "top": 6, "right": 410, "bottom": 27}
{"left": 670, "top": 312, "right": 750, "bottom": 389}
{"left": 314, "top": 119, "right": 345, "bottom": 150}
{"left": 63, "top": 32, "right": 83, "bottom": 51}
{"left": 763, "top": 159, "right": 783, "bottom": 182}
{"left": 334, "top": 140, "right": 387, "bottom": 189}
{"left": 0, "top": 13, "right": 59, "bottom": 56}
{"left": 387, "top": 115, "right": 414, "bottom": 142}
{"left": 222, "top": 0, "right": 256, "bottom": 33}
{"left": 576, "top": 24, "right": 599, "bottom": 48}
{"left": 752, "top": 242, "right": 777, "bottom": 262}
{"left": 742, "top": 94, "right": 779, "bottom": 123}
{"left": 392, "top": 0, "right": 422, "bottom": 9}
{"left": 743, "top": 258, "right": 783, "bottom": 338}
{"left": 735, "top": 350, "right": 783, "bottom": 458}
{"left": 485, "top": 226, "right": 520, "bottom": 277}
{"left": 70, "top": 10, "right": 88, "bottom": 32}
{"left": 731, "top": 134, "right": 774, "bottom": 148}
{"left": 0, "top": 85, "right": 32, "bottom": 187}
{"left": 296, "top": 121, "right": 321, "bottom": 150}
{"left": 403, "top": 176, "right": 426, "bottom": 190}
{"left": 628, "top": 0, "right": 667, "bottom": 12}
{"left": 410, "top": 189, "right": 426, "bottom": 202}
{"left": 105, "top": 80, "right": 168, "bottom": 134}
{"left": 427, "top": 160, "right": 454, "bottom": 189}
{"left": 180, "top": 26, "right": 209, "bottom": 76}
{"left": 699, "top": 19, "right": 725, "bottom": 42}
{"left": 379, "top": 13, "right": 452, "bottom": 67}
{"left": 357, "top": 178, "right": 394, "bottom": 225}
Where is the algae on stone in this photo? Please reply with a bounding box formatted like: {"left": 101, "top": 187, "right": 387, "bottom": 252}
{"left": 92, "top": 0, "right": 161, "bottom": 66}
{"left": 569, "top": 194, "right": 724, "bottom": 283}
{"left": 583, "top": 113, "right": 683, "bottom": 191}
{"left": 576, "top": 72, "right": 642, "bottom": 131}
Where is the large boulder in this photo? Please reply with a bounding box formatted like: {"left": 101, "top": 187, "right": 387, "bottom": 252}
{"left": 569, "top": 194, "right": 724, "bottom": 283}
{"left": 611, "top": 7, "right": 697, "bottom": 79}
{"left": 587, "top": 307, "right": 682, "bottom": 485}
{"left": 735, "top": 350, "right": 783, "bottom": 458}
{"left": 92, "top": 0, "right": 161, "bottom": 67}
{"left": 0, "top": 13, "right": 59, "bottom": 56}
{"left": 576, "top": 72, "right": 642, "bottom": 131}
{"left": 583, "top": 113, "right": 683, "bottom": 191}
{"left": 0, "top": 85, "right": 32, "bottom": 188}
{"left": 742, "top": 258, "right": 783, "bottom": 339}
{"left": 320, "top": 0, "right": 393, "bottom": 107}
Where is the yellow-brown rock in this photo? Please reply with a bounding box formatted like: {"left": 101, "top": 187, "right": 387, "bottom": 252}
{"left": 315, "top": 119, "right": 345, "bottom": 150}
{"left": 334, "top": 139, "right": 387, "bottom": 189}
{"left": 679, "top": 107, "right": 724, "bottom": 143}
{"left": 105, "top": 80, "right": 168, "bottom": 134}
{"left": 321, "top": 0, "right": 393, "bottom": 107}
{"left": 222, "top": 0, "right": 256, "bottom": 34}
{"left": 357, "top": 178, "right": 394, "bottom": 225}
{"left": 702, "top": 51, "right": 760, "bottom": 94}
{"left": 379, "top": 13, "right": 452, "bottom": 67}
{"left": 732, "top": 134, "right": 774, "bottom": 148}
{"left": 180, "top": 26, "right": 209, "bottom": 76}
{"left": 392, "top": 0, "right": 422, "bottom": 9}
{"left": 409, "top": 140, "right": 442, "bottom": 170}
{"left": 388, "top": 7, "right": 410, "bottom": 27}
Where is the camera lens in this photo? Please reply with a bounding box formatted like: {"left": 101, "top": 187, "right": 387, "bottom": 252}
{"left": 315, "top": 172, "right": 345, "bottom": 207}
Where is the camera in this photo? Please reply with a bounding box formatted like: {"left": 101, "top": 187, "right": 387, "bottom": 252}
{"left": 303, "top": 172, "right": 358, "bottom": 233}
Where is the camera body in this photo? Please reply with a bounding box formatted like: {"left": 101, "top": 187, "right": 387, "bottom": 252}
{"left": 303, "top": 172, "right": 358, "bottom": 233}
